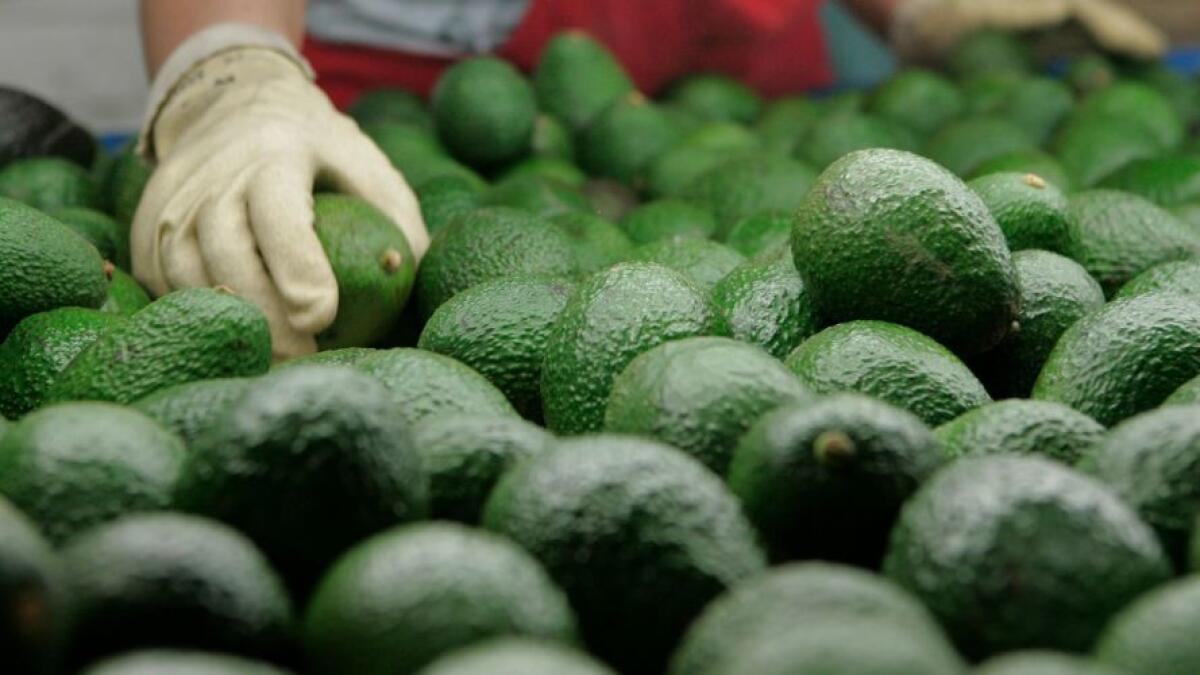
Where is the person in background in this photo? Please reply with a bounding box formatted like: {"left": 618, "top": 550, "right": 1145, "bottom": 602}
{"left": 136, "top": 0, "right": 1167, "bottom": 358}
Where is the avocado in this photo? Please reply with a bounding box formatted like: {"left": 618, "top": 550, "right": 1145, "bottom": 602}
{"left": 968, "top": 172, "right": 1071, "bottom": 254}
{"left": 1064, "top": 190, "right": 1200, "bottom": 296}
{"left": 994, "top": 77, "right": 1076, "bottom": 145}
{"left": 0, "top": 196, "right": 108, "bottom": 332}
{"left": 417, "top": 639, "right": 615, "bottom": 675}
{"left": 960, "top": 72, "right": 1030, "bottom": 118}
{"left": 1032, "top": 293, "right": 1200, "bottom": 426}
{"left": 1115, "top": 259, "right": 1200, "bottom": 300}
{"left": 971, "top": 149, "right": 1071, "bottom": 191}
{"left": 976, "top": 651, "right": 1126, "bottom": 675}
{"left": 304, "top": 522, "right": 577, "bottom": 675}
{"left": 432, "top": 57, "right": 536, "bottom": 168}
{"left": 0, "top": 86, "right": 96, "bottom": 168}
{"left": 1055, "top": 114, "right": 1164, "bottom": 188}
{"left": 1101, "top": 155, "right": 1200, "bottom": 208}
{"left": 312, "top": 194, "right": 415, "bottom": 349}
{"left": 972, "top": 250, "right": 1105, "bottom": 398}
{"left": 483, "top": 435, "right": 765, "bottom": 675}
{"left": 665, "top": 74, "right": 762, "bottom": 124}
{"left": 1077, "top": 81, "right": 1184, "bottom": 150}
{"left": 47, "top": 287, "right": 271, "bottom": 405}
{"left": 935, "top": 400, "right": 1104, "bottom": 463}
{"left": 540, "top": 262, "right": 715, "bottom": 434}
{"left": 132, "top": 378, "right": 253, "bottom": 449}
{"left": 799, "top": 113, "right": 917, "bottom": 170}
{"left": 0, "top": 495, "right": 66, "bottom": 675}
{"left": 100, "top": 266, "right": 151, "bottom": 316}
{"left": 418, "top": 277, "right": 575, "bottom": 420}
{"left": 499, "top": 156, "right": 586, "bottom": 187}
{"left": 348, "top": 88, "right": 430, "bottom": 128}
{"left": 0, "top": 307, "right": 124, "bottom": 418}
{"left": 884, "top": 455, "right": 1170, "bottom": 659}
{"left": 61, "top": 513, "right": 292, "bottom": 666}
{"left": 0, "top": 402, "right": 184, "bottom": 545}
{"left": 924, "top": 117, "right": 1036, "bottom": 177}
{"left": 415, "top": 176, "right": 480, "bottom": 235}
{"left": 723, "top": 211, "right": 791, "bottom": 257}
{"left": 724, "top": 617, "right": 967, "bottom": 675}
{"left": 0, "top": 156, "right": 101, "bottom": 211}
{"left": 630, "top": 238, "right": 745, "bottom": 292}
{"left": 729, "top": 394, "right": 943, "bottom": 566}
{"left": 868, "top": 69, "right": 964, "bottom": 138}
{"left": 604, "top": 336, "right": 810, "bottom": 473}
{"left": 792, "top": 149, "right": 1018, "bottom": 356}
{"left": 356, "top": 348, "right": 518, "bottom": 426}
{"left": 106, "top": 146, "right": 153, "bottom": 225}
{"left": 482, "top": 175, "right": 591, "bottom": 218}
{"left": 1066, "top": 53, "right": 1116, "bottom": 95}
{"left": 533, "top": 31, "right": 634, "bottom": 132}
{"left": 785, "top": 321, "right": 991, "bottom": 427}
{"left": 818, "top": 91, "right": 867, "bottom": 116}
{"left": 174, "top": 365, "right": 428, "bottom": 593}
{"left": 1094, "top": 575, "right": 1200, "bottom": 675}
{"left": 685, "top": 155, "right": 816, "bottom": 237}
{"left": 530, "top": 113, "right": 574, "bottom": 161}
{"left": 275, "top": 347, "right": 376, "bottom": 369}
{"left": 946, "top": 28, "right": 1034, "bottom": 78}
{"left": 754, "top": 97, "right": 818, "bottom": 156}
{"left": 408, "top": 414, "right": 553, "bottom": 523}
{"left": 619, "top": 199, "right": 717, "bottom": 245}
{"left": 79, "top": 650, "right": 293, "bottom": 675}
{"left": 1131, "top": 62, "right": 1200, "bottom": 127}
{"left": 549, "top": 212, "right": 634, "bottom": 275}
{"left": 48, "top": 207, "right": 127, "bottom": 269}
{"left": 669, "top": 562, "right": 945, "bottom": 675}
{"left": 647, "top": 123, "right": 761, "bottom": 197}
{"left": 365, "top": 123, "right": 485, "bottom": 192}
{"left": 711, "top": 244, "right": 818, "bottom": 360}
{"left": 578, "top": 94, "right": 683, "bottom": 186}
{"left": 1078, "top": 405, "right": 1200, "bottom": 565}
{"left": 414, "top": 207, "right": 576, "bottom": 316}
{"left": 580, "top": 179, "right": 639, "bottom": 222}
{"left": 1166, "top": 373, "right": 1200, "bottom": 405}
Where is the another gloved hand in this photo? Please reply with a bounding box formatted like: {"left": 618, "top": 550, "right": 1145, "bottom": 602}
{"left": 892, "top": 0, "right": 1168, "bottom": 63}
{"left": 134, "top": 25, "right": 429, "bottom": 359}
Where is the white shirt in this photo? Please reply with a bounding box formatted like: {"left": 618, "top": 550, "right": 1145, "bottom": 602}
{"left": 307, "top": 0, "right": 534, "bottom": 56}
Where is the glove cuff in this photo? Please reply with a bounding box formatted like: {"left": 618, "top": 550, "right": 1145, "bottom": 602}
{"left": 139, "top": 23, "right": 314, "bottom": 161}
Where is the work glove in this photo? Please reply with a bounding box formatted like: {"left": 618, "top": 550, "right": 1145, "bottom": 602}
{"left": 134, "top": 24, "right": 429, "bottom": 359}
{"left": 892, "top": 0, "right": 1168, "bottom": 64}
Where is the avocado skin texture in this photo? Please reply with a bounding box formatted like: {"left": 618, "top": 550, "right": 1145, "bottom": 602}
{"left": 1077, "top": 81, "right": 1184, "bottom": 151}
{"left": 0, "top": 307, "right": 124, "bottom": 419}
{"left": 884, "top": 455, "right": 1170, "bottom": 659}
{"left": 793, "top": 149, "right": 1019, "bottom": 356}
{"left": 483, "top": 436, "right": 765, "bottom": 675}
{"left": 348, "top": 88, "right": 430, "bottom": 129}
{"left": 972, "top": 149, "right": 1071, "bottom": 191}
{"left": 100, "top": 267, "right": 151, "bottom": 316}
{"left": 976, "top": 651, "right": 1127, "bottom": 675}
{"left": 994, "top": 77, "right": 1076, "bottom": 146}
{"left": 416, "top": 176, "right": 480, "bottom": 235}
{"left": 578, "top": 95, "right": 683, "bottom": 186}
{"left": 1101, "top": 155, "right": 1200, "bottom": 208}
{"left": 969, "top": 172, "right": 1072, "bottom": 254}
{"left": 1065, "top": 190, "right": 1200, "bottom": 297}
{"left": 972, "top": 250, "right": 1105, "bottom": 398}
{"left": 647, "top": 123, "right": 760, "bottom": 198}
{"left": 604, "top": 336, "right": 810, "bottom": 473}
{"left": 312, "top": 194, "right": 415, "bottom": 350}
{"left": 723, "top": 211, "right": 791, "bottom": 258}
{"left": 533, "top": 31, "right": 633, "bottom": 132}
{"left": 432, "top": 57, "right": 536, "bottom": 168}
{"left": 868, "top": 69, "right": 964, "bottom": 138}
{"left": 173, "top": 366, "right": 428, "bottom": 594}
{"left": 935, "top": 400, "right": 1104, "bottom": 464}
{"left": 419, "top": 639, "right": 615, "bottom": 675}
{"left": 685, "top": 155, "right": 817, "bottom": 238}
{"left": 0, "top": 196, "right": 107, "bottom": 332}
{"left": 729, "top": 394, "right": 943, "bottom": 566}
{"left": 0, "top": 402, "right": 184, "bottom": 545}
{"left": 408, "top": 414, "right": 553, "bottom": 523}
{"left": 1055, "top": 114, "right": 1163, "bottom": 189}
{"left": 1078, "top": 405, "right": 1200, "bottom": 566}
{"left": 798, "top": 113, "right": 917, "bottom": 172}
{"left": 1033, "top": 293, "right": 1200, "bottom": 426}
{"left": 786, "top": 320, "right": 991, "bottom": 427}
{"left": 723, "top": 617, "right": 966, "bottom": 675}
{"left": 540, "top": 263, "right": 715, "bottom": 435}
{"left": 419, "top": 277, "right": 575, "bottom": 421}
{"left": 924, "top": 117, "right": 1036, "bottom": 178}
{"left": 549, "top": 212, "right": 634, "bottom": 276}
{"left": 304, "top": 522, "right": 577, "bottom": 675}
{"left": 711, "top": 245, "right": 818, "bottom": 360}
{"left": 0, "top": 495, "right": 67, "bottom": 675}
{"left": 666, "top": 74, "right": 762, "bottom": 124}
{"left": 46, "top": 287, "right": 271, "bottom": 405}
{"left": 60, "top": 513, "right": 293, "bottom": 667}
{"left": 0, "top": 157, "right": 100, "bottom": 211}
{"left": 619, "top": 199, "right": 717, "bottom": 245}
{"left": 132, "top": 378, "right": 253, "bottom": 449}
{"left": 276, "top": 347, "right": 376, "bottom": 370}
{"left": 1115, "top": 259, "right": 1200, "bottom": 300}
{"left": 669, "top": 562, "right": 944, "bottom": 675}
{"left": 48, "top": 207, "right": 128, "bottom": 269}
{"left": 630, "top": 238, "right": 745, "bottom": 292}
{"left": 415, "top": 207, "right": 576, "bottom": 317}
{"left": 1166, "top": 373, "right": 1200, "bottom": 405}
{"left": 79, "top": 651, "right": 293, "bottom": 675}
{"left": 1094, "top": 575, "right": 1200, "bottom": 675}
{"left": 356, "top": 348, "right": 518, "bottom": 428}
{"left": 483, "top": 175, "right": 591, "bottom": 219}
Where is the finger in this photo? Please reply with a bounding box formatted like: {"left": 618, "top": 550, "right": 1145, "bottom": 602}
{"left": 246, "top": 163, "right": 339, "bottom": 335}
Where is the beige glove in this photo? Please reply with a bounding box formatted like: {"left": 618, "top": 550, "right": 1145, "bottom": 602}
{"left": 892, "top": 0, "right": 1168, "bottom": 63}
{"left": 134, "top": 25, "right": 429, "bottom": 359}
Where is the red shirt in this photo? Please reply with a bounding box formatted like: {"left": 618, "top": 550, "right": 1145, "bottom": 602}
{"left": 304, "top": 0, "right": 832, "bottom": 109}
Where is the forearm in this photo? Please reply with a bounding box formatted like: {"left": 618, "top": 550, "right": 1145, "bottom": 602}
{"left": 841, "top": 0, "right": 903, "bottom": 37}
{"left": 140, "top": 0, "right": 308, "bottom": 76}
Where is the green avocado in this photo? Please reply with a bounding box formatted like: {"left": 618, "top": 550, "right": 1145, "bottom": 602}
{"left": 647, "top": 123, "right": 761, "bottom": 197}
{"left": 432, "top": 57, "right": 537, "bottom": 168}
{"left": 131, "top": 378, "right": 253, "bottom": 449}
{"left": 356, "top": 348, "right": 518, "bottom": 427}
{"left": 754, "top": 97, "right": 818, "bottom": 156}
{"left": 924, "top": 117, "right": 1036, "bottom": 177}
{"left": 1094, "top": 575, "right": 1200, "bottom": 675}
{"left": 934, "top": 399, "right": 1104, "bottom": 463}
{"left": 1166, "top": 373, "right": 1200, "bottom": 405}
{"left": 48, "top": 207, "right": 127, "bottom": 269}
{"left": 416, "top": 639, "right": 615, "bottom": 675}
{"left": 549, "top": 212, "right": 634, "bottom": 275}
{"left": 415, "top": 176, "right": 481, "bottom": 235}
{"left": 618, "top": 199, "right": 717, "bottom": 245}
{"left": 79, "top": 650, "right": 293, "bottom": 675}
{"left": 0, "top": 494, "right": 66, "bottom": 675}
{"left": 99, "top": 267, "right": 151, "bottom": 317}
{"left": 1115, "top": 259, "right": 1200, "bottom": 300}
{"left": 0, "top": 157, "right": 100, "bottom": 211}
{"left": 968, "top": 172, "right": 1071, "bottom": 254}
{"left": 665, "top": 74, "right": 762, "bottom": 124}
{"left": 482, "top": 175, "right": 591, "bottom": 219}
{"left": 868, "top": 69, "right": 964, "bottom": 138}
{"left": 992, "top": 77, "right": 1076, "bottom": 145}
{"left": 578, "top": 94, "right": 683, "bottom": 186}
{"left": 1076, "top": 81, "right": 1184, "bottom": 150}
{"left": 348, "top": 87, "right": 430, "bottom": 128}
{"left": 798, "top": 113, "right": 916, "bottom": 171}
{"left": 1055, "top": 114, "right": 1164, "bottom": 188}
{"left": 533, "top": 31, "right": 634, "bottom": 131}
{"left": 629, "top": 238, "right": 745, "bottom": 292}
{"left": 976, "top": 651, "right": 1126, "bottom": 675}
{"left": 946, "top": 28, "right": 1034, "bottom": 78}
{"left": 1101, "top": 155, "right": 1200, "bottom": 208}
{"left": 971, "top": 149, "right": 1071, "bottom": 191}
{"left": 723, "top": 211, "right": 792, "bottom": 257}
{"left": 711, "top": 244, "right": 818, "bottom": 360}
{"left": 684, "top": 155, "right": 816, "bottom": 238}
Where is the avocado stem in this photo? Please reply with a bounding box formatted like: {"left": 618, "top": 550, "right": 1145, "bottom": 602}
{"left": 381, "top": 249, "right": 403, "bottom": 274}
{"left": 1023, "top": 173, "right": 1047, "bottom": 189}
{"left": 102, "top": 260, "right": 115, "bottom": 281}
{"left": 814, "top": 430, "right": 856, "bottom": 467}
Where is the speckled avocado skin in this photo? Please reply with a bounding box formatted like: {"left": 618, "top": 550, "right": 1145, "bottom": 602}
{"left": 711, "top": 245, "right": 818, "bottom": 360}
{"left": 884, "top": 455, "right": 1171, "bottom": 659}
{"left": 418, "top": 639, "right": 615, "bottom": 675}
{"left": 533, "top": 31, "right": 633, "bottom": 132}
{"left": 1033, "top": 293, "right": 1200, "bottom": 426}
{"left": 968, "top": 172, "right": 1072, "bottom": 254}
{"left": 629, "top": 238, "right": 745, "bottom": 292}
{"left": 1166, "top": 373, "right": 1200, "bottom": 404}
{"left": 482, "top": 436, "right": 765, "bottom": 675}
{"left": 1094, "top": 575, "right": 1200, "bottom": 675}
{"left": 1115, "top": 259, "right": 1200, "bottom": 300}
{"left": 785, "top": 320, "right": 991, "bottom": 427}
{"left": 355, "top": 348, "right": 518, "bottom": 428}
{"left": 792, "top": 149, "right": 1019, "bottom": 356}
{"left": 935, "top": 399, "right": 1104, "bottom": 464}
{"left": 132, "top": 378, "right": 254, "bottom": 448}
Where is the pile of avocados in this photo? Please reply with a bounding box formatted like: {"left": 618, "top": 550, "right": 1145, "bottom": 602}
{"left": 5, "top": 26, "right": 1200, "bottom": 675}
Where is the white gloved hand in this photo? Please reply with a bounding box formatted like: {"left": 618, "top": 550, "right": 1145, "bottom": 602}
{"left": 134, "top": 25, "right": 429, "bottom": 359}
{"left": 892, "top": 0, "right": 1168, "bottom": 63}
